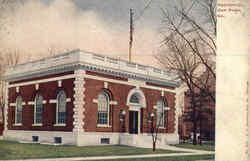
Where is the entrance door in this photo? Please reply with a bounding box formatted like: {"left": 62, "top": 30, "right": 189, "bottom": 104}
{"left": 129, "top": 111, "right": 138, "bottom": 134}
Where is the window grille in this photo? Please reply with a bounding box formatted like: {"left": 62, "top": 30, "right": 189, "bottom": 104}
{"left": 35, "top": 94, "right": 43, "bottom": 124}
{"left": 157, "top": 99, "right": 164, "bottom": 127}
{"left": 97, "top": 92, "right": 109, "bottom": 125}
{"left": 16, "top": 96, "right": 22, "bottom": 124}
{"left": 57, "top": 90, "right": 66, "bottom": 124}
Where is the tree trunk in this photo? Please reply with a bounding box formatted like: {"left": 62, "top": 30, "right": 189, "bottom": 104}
{"left": 152, "top": 141, "right": 156, "bottom": 151}
{"left": 199, "top": 116, "right": 202, "bottom": 145}
{"left": 193, "top": 130, "right": 197, "bottom": 145}
{"left": 191, "top": 93, "right": 197, "bottom": 145}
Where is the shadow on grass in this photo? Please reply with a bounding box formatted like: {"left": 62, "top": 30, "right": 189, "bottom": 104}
{"left": 81, "top": 154, "right": 215, "bottom": 161}
{"left": 0, "top": 140, "right": 184, "bottom": 160}
{"left": 171, "top": 142, "right": 215, "bottom": 151}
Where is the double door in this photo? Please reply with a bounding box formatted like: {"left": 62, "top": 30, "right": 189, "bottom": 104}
{"left": 129, "top": 111, "right": 138, "bottom": 134}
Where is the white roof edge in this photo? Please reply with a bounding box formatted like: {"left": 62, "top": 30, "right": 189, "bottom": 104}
{"left": 3, "top": 49, "right": 180, "bottom": 86}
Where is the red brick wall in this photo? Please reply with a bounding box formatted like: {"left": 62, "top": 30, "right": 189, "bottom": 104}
{"left": 7, "top": 70, "right": 177, "bottom": 134}
{"left": 139, "top": 88, "right": 176, "bottom": 133}
{"left": 7, "top": 72, "right": 74, "bottom": 132}
{"left": 84, "top": 78, "right": 134, "bottom": 132}
{"left": 84, "top": 72, "right": 176, "bottom": 134}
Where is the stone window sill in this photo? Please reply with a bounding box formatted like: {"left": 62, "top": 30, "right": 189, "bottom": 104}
{"left": 13, "top": 123, "right": 22, "bottom": 126}
{"left": 97, "top": 124, "right": 112, "bottom": 128}
{"left": 128, "top": 103, "right": 140, "bottom": 106}
{"left": 32, "top": 123, "right": 43, "bottom": 126}
{"left": 54, "top": 124, "right": 66, "bottom": 127}
{"left": 159, "top": 127, "right": 166, "bottom": 129}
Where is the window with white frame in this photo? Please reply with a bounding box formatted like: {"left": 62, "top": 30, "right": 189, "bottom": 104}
{"left": 56, "top": 90, "right": 66, "bottom": 124}
{"left": 15, "top": 96, "right": 22, "bottom": 124}
{"left": 129, "top": 93, "right": 140, "bottom": 104}
{"left": 156, "top": 99, "right": 164, "bottom": 127}
{"left": 97, "top": 92, "right": 110, "bottom": 125}
{"left": 34, "top": 94, "right": 43, "bottom": 124}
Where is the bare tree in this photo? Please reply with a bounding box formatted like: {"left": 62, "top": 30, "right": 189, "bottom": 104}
{"left": 156, "top": 0, "right": 216, "bottom": 145}
{"left": 0, "top": 0, "right": 73, "bottom": 129}
{"left": 0, "top": 50, "right": 21, "bottom": 127}
{"left": 48, "top": 46, "right": 72, "bottom": 56}
{"left": 149, "top": 112, "right": 165, "bottom": 151}
{"left": 0, "top": 54, "right": 5, "bottom": 125}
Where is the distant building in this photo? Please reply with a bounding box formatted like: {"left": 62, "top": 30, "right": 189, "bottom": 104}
{"left": 178, "top": 72, "right": 215, "bottom": 141}
{"left": 2, "top": 50, "right": 181, "bottom": 146}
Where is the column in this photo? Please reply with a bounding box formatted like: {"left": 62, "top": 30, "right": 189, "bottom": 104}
{"left": 3, "top": 82, "right": 9, "bottom": 135}
{"left": 73, "top": 69, "right": 85, "bottom": 134}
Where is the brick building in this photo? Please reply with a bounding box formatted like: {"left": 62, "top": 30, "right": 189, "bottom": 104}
{"left": 178, "top": 73, "right": 215, "bottom": 141}
{"left": 2, "top": 50, "right": 181, "bottom": 146}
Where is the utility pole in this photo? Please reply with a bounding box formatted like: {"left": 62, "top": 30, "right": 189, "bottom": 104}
{"left": 129, "top": 8, "right": 133, "bottom": 62}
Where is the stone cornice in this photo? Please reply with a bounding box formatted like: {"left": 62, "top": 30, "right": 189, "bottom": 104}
{"left": 3, "top": 50, "right": 180, "bottom": 87}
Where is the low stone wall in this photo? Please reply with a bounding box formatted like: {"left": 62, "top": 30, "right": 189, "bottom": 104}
{"left": 3, "top": 130, "right": 76, "bottom": 145}
{"left": 77, "top": 132, "right": 120, "bottom": 146}
{"left": 3, "top": 130, "right": 179, "bottom": 147}
{"left": 120, "top": 133, "right": 179, "bottom": 148}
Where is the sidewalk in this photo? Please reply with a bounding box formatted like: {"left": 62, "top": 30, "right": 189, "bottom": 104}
{"left": 0, "top": 146, "right": 215, "bottom": 161}
{"left": 158, "top": 144, "right": 213, "bottom": 153}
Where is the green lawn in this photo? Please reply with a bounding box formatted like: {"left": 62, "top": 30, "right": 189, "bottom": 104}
{"left": 82, "top": 155, "right": 215, "bottom": 161}
{"left": 173, "top": 143, "right": 215, "bottom": 151}
{"left": 0, "top": 140, "right": 182, "bottom": 160}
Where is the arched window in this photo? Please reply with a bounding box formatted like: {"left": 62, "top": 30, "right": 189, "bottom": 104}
{"left": 97, "top": 92, "right": 109, "bottom": 125}
{"left": 129, "top": 94, "right": 140, "bottom": 104}
{"left": 126, "top": 88, "right": 146, "bottom": 108}
{"left": 156, "top": 99, "right": 164, "bottom": 127}
{"left": 57, "top": 90, "right": 66, "bottom": 124}
{"left": 15, "top": 96, "right": 22, "bottom": 124}
{"left": 34, "top": 94, "right": 43, "bottom": 124}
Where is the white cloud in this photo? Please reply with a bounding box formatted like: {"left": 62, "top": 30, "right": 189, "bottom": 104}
{"left": 0, "top": 0, "right": 161, "bottom": 66}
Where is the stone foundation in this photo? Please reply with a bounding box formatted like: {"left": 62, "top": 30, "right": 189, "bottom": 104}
{"left": 3, "top": 130, "right": 179, "bottom": 147}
